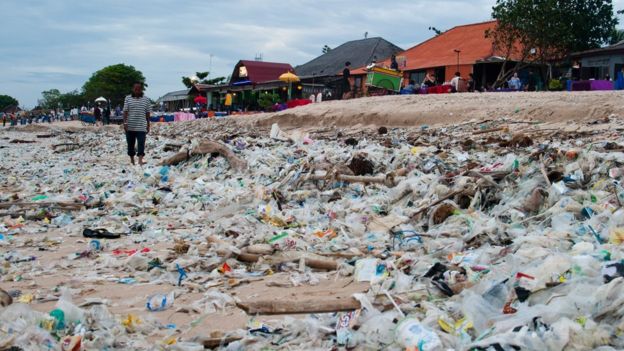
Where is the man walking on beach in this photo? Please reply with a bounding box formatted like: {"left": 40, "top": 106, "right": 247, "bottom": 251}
{"left": 123, "top": 81, "right": 151, "bottom": 166}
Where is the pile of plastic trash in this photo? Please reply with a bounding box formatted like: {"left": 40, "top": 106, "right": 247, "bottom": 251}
{"left": 1, "top": 116, "right": 624, "bottom": 350}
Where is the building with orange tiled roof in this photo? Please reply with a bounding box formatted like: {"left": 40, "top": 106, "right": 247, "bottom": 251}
{"left": 351, "top": 20, "right": 525, "bottom": 94}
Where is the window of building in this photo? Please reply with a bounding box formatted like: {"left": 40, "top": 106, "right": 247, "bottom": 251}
{"left": 409, "top": 71, "right": 426, "bottom": 85}
{"left": 354, "top": 77, "right": 362, "bottom": 91}
{"left": 239, "top": 66, "right": 248, "bottom": 78}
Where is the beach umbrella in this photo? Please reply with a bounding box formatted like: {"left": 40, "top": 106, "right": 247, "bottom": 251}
{"left": 279, "top": 72, "right": 300, "bottom": 83}
{"left": 194, "top": 95, "right": 207, "bottom": 104}
{"left": 279, "top": 72, "right": 300, "bottom": 100}
{"left": 95, "top": 97, "right": 107, "bottom": 103}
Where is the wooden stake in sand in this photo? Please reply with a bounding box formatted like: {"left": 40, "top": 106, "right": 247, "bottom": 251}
{"left": 160, "top": 140, "right": 247, "bottom": 170}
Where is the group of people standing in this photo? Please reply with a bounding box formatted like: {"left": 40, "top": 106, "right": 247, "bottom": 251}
{"left": 93, "top": 104, "right": 112, "bottom": 125}
{"left": 1, "top": 109, "right": 71, "bottom": 127}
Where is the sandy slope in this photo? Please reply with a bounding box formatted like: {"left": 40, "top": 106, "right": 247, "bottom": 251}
{"left": 241, "top": 91, "right": 624, "bottom": 129}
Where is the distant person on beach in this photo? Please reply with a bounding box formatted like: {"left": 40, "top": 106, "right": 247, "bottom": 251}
{"left": 103, "top": 105, "right": 111, "bottom": 125}
{"left": 123, "top": 81, "right": 151, "bottom": 166}
{"left": 224, "top": 91, "right": 233, "bottom": 114}
{"left": 467, "top": 73, "right": 475, "bottom": 92}
{"left": 405, "top": 80, "right": 416, "bottom": 93}
{"left": 509, "top": 72, "right": 522, "bottom": 90}
{"left": 390, "top": 55, "right": 399, "bottom": 71}
{"left": 616, "top": 67, "right": 624, "bottom": 90}
{"left": 450, "top": 72, "right": 462, "bottom": 92}
{"left": 94, "top": 105, "right": 102, "bottom": 125}
{"left": 422, "top": 73, "right": 436, "bottom": 87}
{"left": 527, "top": 70, "right": 537, "bottom": 91}
{"left": 342, "top": 61, "right": 352, "bottom": 100}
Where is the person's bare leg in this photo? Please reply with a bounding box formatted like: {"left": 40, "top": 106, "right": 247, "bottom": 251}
{"left": 130, "top": 156, "right": 135, "bottom": 165}
{"left": 138, "top": 156, "right": 144, "bottom": 166}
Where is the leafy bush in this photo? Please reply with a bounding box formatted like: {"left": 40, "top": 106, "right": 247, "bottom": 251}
{"left": 548, "top": 79, "right": 563, "bottom": 91}
{"left": 258, "top": 93, "right": 280, "bottom": 111}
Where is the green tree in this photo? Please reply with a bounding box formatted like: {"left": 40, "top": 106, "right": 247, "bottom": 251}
{"left": 83, "top": 64, "right": 146, "bottom": 107}
{"left": 182, "top": 71, "right": 226, "bottom": 88}
{"left": 610, "top": 28, "right": 624, "bottom": 44}
{"left": 488, "top": 0, "right": 618, "bottom": 86}
{"left": 258, "top": 93, "right": 280, "bottom": 111}
{"left": 322, "top": 45, "right": 332, "bottom": 54}
{"left": 204, "top": 77, "right": 226, "bottom": 85}
{"left": 182, "top": 76, "right": 195, "bottom": 88}
{"left": 0, "top": 94, "right": 19, "bottom": 111}
{"left": 39, "top": 89, "right": 62, "bottom": 110}
{"left": 39, "top": 89, "right": 88, "bottom": 110}
{"left": 58, "top": 90, "right": 87, "bottom": 109}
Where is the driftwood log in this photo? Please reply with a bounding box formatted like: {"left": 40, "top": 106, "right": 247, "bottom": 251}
{"left": 472, "top": 126, "right": 507, "bottom": 135}
{"left": 0, "top": 201, "right": 84, "bottom": 211}
{"left": 236, "top": 296, "right": 361, "bottom": 315}
{"left": 221, "top": 249, "right": 339, "bottom": 271}
{"left": 160, "top": 140, "right": 247, "bottom": 170}
{"left": 52, "top": 143, "right": 79, "bottom": 149}
{"left": 301, "top": 168, "right": 408, "bottom": 188}
{"left": 52, "top": 143, "right": 80, "bottom": 153}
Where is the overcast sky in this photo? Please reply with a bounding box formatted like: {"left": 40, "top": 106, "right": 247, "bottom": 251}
{"left": 2, "top": 0, "right": 623, "bottom": 107}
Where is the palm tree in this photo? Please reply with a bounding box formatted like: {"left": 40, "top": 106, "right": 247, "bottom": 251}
{"left": 610, "top": 29, "right": 624, "bottom": 45}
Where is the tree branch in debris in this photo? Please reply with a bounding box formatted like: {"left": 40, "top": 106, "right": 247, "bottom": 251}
{"left": 160, "top": 140, "right": 247, "bottom": 170}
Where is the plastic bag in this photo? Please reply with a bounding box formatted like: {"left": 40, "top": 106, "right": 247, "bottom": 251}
{"left": 146, "top": 291, "right": 175, "bottom": 311}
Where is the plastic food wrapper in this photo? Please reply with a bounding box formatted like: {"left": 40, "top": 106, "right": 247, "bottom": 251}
{"left": 335, "top": 310, "right": 360, "bottom": 346}
{"left": 395, "top": 317, "right": 442, "bottom": 350}
{"left": 354, "top": 258, "right": 388, "bottom": 283}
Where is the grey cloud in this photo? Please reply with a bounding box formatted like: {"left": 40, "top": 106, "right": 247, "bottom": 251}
{"left": 1, "top": 0, "right": 622, "bottom": 107}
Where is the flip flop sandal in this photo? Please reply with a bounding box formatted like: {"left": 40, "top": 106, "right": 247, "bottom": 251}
{"left": 82, "top": 228, "right": 121, "bottom": 239}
